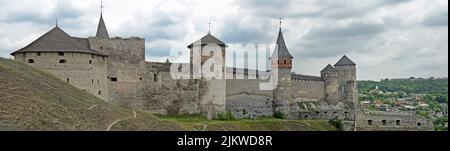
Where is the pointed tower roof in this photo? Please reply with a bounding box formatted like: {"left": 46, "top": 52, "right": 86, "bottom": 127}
{"left": 187, "top": 33, "right": 226, "bottom": 48}
{"left": 322, "top": 64, "right": 337, "bottom": 72}
{"left": 335, "top": 55, "right": 356, "bottom": 66}
{"left": 272, "top": 28, "right": 293, "bottom": 59}
{"left": 96, "top": 14, "right": 109, "bottom": 38}
{"left": 11, "top": 26, "right": 106, "bottom": 56}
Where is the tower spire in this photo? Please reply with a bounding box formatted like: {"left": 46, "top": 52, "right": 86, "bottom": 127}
{"left": 55, "top": 18, "right": 58, "bottom": 27}
{"left": 101, "top": 1, "right": 104, "bottom": 15}
{"left": 208, "top": 22, "right": 211, "bottom": 34}
{"left": 279, "top": 17, "right": 282, "bottom": 30}
{"left": 96, "top": 1, "right": 109, "bottom": 38}
{"left": 272, "top": 17, "right": 293, "bottom": 59}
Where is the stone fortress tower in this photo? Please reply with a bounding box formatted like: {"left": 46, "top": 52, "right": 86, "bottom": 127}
{"left": 187, "top": 31, "right": 227, "bottom": 119}
{"left": 10, "top": 7, "right": 434, "bottom": 131}
{"left": 271, "top": 26, "right": 293, "bottom": 115}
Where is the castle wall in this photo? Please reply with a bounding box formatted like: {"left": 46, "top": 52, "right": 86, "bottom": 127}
{"left": 291, "top": 79, "right": 325, "bottom": 102}
{"left": 356, "top": 110, "right": 434, "bottom": 131}
{"left": 225, "top": 77, "right": 274, "bottom": 119}
{"left": 140, "top": 62, "right": 200, "bottom": 115}
{"left": 88, "top": 37, "right": 146, "bottom": 106}
{"left": 13, "top": 52, "right": 109, "bottom": 101}
{"left": 226, "top": 79, "right": 273, "bottom": 97}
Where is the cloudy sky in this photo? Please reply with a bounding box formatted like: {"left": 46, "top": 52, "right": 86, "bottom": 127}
{"left": 0, "top": 0, "right": 447, "bottom": 80}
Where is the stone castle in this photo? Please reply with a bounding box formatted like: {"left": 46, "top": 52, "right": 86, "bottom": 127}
{"left": 10, "top": 11, "right": 434, "bottom": 131}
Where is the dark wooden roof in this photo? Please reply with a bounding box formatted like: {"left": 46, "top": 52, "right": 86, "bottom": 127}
{"left": 271, "top": 28, "right": 293, "bottom": 59}
{"left": 11, "top": 27, "right": 106, "bottom": 56}
{"left": 335, "top": 55, "right": 356, "bottom": 66}
{"left": 321, "top": 64, "right": 337, "bottom": 73}
{"left": 187, "top": 33, "right": 226, "bottom": 48}
{"left": 96, "top": 14, "right": 109, "bottom": 39}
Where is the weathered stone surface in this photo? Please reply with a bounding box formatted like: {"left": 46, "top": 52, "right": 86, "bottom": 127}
{"left": 226, "top": 94, "right": 274, "bottom": 119}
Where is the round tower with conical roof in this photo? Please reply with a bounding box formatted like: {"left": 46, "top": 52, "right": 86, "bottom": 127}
{"left": 321, "top": 64, "right": 339, "bottom": 105}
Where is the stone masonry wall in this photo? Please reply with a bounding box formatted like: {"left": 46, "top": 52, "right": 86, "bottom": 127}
{"left": 141, "top": 62, "right": 200, "bottom": 115}
{"left": 356, "top": 110, "right": 434, "bottom": 131}
{"left": 291, "top": 79, "right": 325, "bottom": 102}
{"left": 88, "top": 37, "right": 146, "bottom": 107}
{"left": 14, "top": 52, "right": 109, "bottom": 101}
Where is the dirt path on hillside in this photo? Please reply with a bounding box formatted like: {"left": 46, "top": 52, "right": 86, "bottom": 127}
{"left": 106, "top": 110, "right": 137, "bottom": 131}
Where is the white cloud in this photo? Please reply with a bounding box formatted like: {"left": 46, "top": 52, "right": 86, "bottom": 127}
{"left": 0, "top": 0, "right": 447, "bottom": 80}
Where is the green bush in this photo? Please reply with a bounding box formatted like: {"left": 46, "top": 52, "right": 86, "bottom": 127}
{"left": 329, "top": 119, "right": 343, "bottom": 131}
{"left": 274, "top": 111, "right": 287, "bottom": 119}
{"left": 216, "top": 111, "right": 236, "bottom": 121}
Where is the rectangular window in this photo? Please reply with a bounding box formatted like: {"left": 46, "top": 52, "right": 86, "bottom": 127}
{"left": 154, "top": 74, "right": 158, "bottom": 82}
{"left": 59, "top": 59, "right": 67, "bottom": 64}
{"left": 58, "top": 52, "right": 64, "bottom": 56}
{"left": 110, "top": 77, "right": 118, "bottom": 82}
{"left": 37, "top": 52, "right": 41, "bottom": 56}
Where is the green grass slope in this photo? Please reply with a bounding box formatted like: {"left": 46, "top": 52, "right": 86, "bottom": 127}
{"left": 155, "top": 115, "right": 337, "bottom": 131}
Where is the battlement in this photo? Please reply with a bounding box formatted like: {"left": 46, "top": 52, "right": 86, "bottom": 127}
{"left": 364, "top": 110, "right": 416, "bottom": 116}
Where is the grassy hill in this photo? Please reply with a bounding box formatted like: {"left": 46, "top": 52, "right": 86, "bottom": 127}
{"left": 0, "top": 58, "right": 336, "bottom": 131}
{"left": 154, "top": 114, "right": 337, "bottom": 131}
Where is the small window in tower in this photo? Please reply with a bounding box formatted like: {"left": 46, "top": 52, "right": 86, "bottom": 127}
{"left": 368, "top": 120, "right": 373, "bottom": 126}
{"left": 110, "top": 77, "right": 118, "bottom": 82}
{"left": 66, "top": 78, "right": 70, "bottom": 83}
{"left": 91, "top": 54, "right": 94, "bottom": 59}
{"left": 98, "top": 91, "right": 102, "bottom": 95}
{"left": 100, "top": 47, "right": 104, "bottom": 50}
{"left": 89, "top": 60, "right": 93, "bottom": 64}
{"left": 396, "top": 120, "right": 401, "bottom": 126}
{"left": 139, "top": 77, "right": 143, "bottom": 81}
{"left": 59, "top": 59, "right": 67, "bottom": 64}
{"left": 284, "top": 60, "right": 287, "bottom": 64}
{"left": 28, "top": 59, "right": 35, "bottom": 63}
{"left": 154, "top": 74, "right": 158, "bottom": 82}
{"left": 417, "top": 122, "right": 422, "bottom": 127}
{"left": 92, "top": 79, "right": 94, "bottom": 84}
{"left": 58, "top": 52, "right": 64, "bottom": 56}
{"left": 382, "top": 120, "right": 387, "bottom": 126}
{"left": 37, "top": 52, "right": 41, "bottom": 56}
